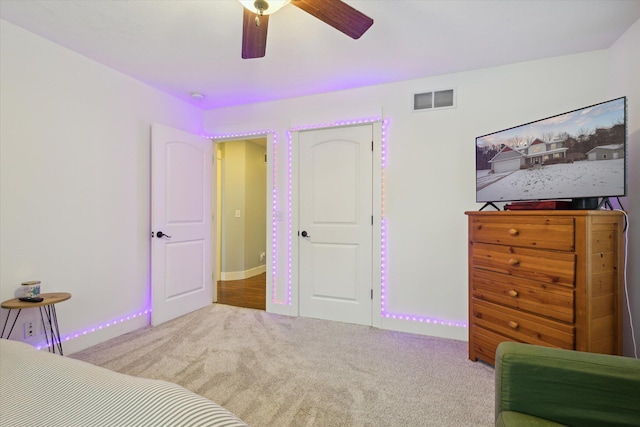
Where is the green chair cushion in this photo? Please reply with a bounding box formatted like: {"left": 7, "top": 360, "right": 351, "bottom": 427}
{"left": 495, "top": 342, "right": 640, "bottom": 427}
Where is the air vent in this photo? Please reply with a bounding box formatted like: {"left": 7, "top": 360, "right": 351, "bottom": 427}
{"left": 412, "top": 88, "right": 456, "bottom": 111}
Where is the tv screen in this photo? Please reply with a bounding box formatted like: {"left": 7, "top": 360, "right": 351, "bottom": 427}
{"left": 476, "top": 97, "right": 627, "bottom": 206}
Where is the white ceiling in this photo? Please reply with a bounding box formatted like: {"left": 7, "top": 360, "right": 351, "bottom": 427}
{"left": 1, "top": 0, "right": 639, "bottom": 110}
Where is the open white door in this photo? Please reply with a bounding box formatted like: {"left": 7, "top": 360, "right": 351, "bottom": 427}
{"left": 151, "top": 123, "right": 213, "bottom": 326}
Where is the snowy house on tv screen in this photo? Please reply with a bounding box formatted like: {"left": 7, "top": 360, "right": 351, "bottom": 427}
{"left": 488, "top": 138, "right": 568, "bottom": 173}
{"left": 586, "top": 144, "right": 625, "bottom": 160}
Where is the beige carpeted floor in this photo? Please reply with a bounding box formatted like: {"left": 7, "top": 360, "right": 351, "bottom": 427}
{"left": 71, "top": 304, "right": 495, "bottom": 426}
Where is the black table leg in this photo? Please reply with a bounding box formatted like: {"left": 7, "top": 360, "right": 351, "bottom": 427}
{"left": 39, "top": 306, "right": 52, "bottom": 351}
{"left": 0, "top": 309, "right": 22, "bottom": 339}
{"left": 40, "top": 304, "right": 64, "bottom": 355}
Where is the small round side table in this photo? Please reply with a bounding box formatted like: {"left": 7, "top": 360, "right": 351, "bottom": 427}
{"left": 1, "top": 292, "right": 72, "bottom": 355}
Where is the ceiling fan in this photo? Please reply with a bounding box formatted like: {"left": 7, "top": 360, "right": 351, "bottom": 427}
{"left": 239, "top": 0, "right": 374, "bottom": 59}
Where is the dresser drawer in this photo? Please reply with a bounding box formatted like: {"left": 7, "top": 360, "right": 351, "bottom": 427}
{"left": 471, "top": 242, "right": 575, "bottom": 287}
{"left": 469, "top": 216, "right": 574, "bottom": 251}
{"left": 470, "top": 326, "right": 513, "bottom": 365}
{"left": 471, "top": 269, "right": 574, "bottom": 323}
{"left": 471, "top": 299, "right": 575, "bottom": 349}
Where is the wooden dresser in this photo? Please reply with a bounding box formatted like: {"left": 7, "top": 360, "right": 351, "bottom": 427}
{"left": 466, "top": 210, "right": 624, "bottom": 365}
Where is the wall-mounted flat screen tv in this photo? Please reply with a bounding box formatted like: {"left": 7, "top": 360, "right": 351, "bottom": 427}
{"left": 476, "top": 97, "right": 627, "bottom": 207}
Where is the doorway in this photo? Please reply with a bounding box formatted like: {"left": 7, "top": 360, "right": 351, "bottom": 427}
{"left": 215, "top": 138, "right": 268, "bottom": 310}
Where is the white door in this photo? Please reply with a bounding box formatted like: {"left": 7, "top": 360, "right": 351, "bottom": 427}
{"left": 151, "top": 123, "right": 213, "bottom": 326}
{"left": 298, "top": 124, "right": 373, "bottom": 326}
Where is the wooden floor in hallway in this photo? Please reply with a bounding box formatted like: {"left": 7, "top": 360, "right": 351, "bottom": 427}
{"left": 217, "top": 272, "right": 266, "bottom": 310}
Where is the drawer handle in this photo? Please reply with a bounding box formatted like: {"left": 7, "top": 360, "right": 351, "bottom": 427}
{"left": 508, "top": 321, "right": 519, "bottom": 329}
{"left": 508, "top": 228, "right": 519, "bottom": 236}
{"left": 508, "top": 290, "right": 519, "bottom": 298}
{"left": 508, "top": 258, "right": 520, "bottom": 266}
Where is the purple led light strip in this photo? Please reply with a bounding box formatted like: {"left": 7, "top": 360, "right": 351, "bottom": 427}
{"left": 377, "top": 118, "right": 467, "bottom": 329}
{"left": 290, "top": 117, "right": 384, "bottom": 132}
{"left": 287, "top": 130, "right": 293, "bottom": 305}
{"left": 34, "top": 309, "right": 151, "bottom": 350}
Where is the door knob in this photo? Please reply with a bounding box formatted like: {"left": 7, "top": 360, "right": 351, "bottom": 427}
{"left": 301, "top": 231, "right": 310, "bottom": 238}
{"left": 156, "top": 231, "right": 172, "bottom": 239}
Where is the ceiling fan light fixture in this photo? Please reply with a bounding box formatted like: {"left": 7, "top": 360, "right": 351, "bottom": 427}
{"left": 239, "top": 0, "right": 291, "bottom": 16}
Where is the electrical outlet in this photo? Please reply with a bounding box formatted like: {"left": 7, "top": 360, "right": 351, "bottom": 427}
{"left": 23, "top": 322, "right": 35, "bottom": 338}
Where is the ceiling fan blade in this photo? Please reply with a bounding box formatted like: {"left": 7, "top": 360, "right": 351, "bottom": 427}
{"left": 291, "top": 0, "right": 373, "bottom": 39}
{"left": 242, "top": 8, "right": 269, "bottom": 59}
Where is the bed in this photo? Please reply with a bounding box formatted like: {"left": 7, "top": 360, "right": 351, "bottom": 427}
{"left": 0, "top": 339, "right": 247, "bottom": 427}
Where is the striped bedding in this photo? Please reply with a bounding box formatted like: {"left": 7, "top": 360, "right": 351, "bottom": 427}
{"left": 0, "top": 339, "right": 247, "bottom": 427}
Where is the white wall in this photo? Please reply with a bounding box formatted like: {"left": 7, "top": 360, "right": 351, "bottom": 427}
{"left": 607, "top": 18, "right": 640, "bottom": 357}
{"left": 0, "top": 20, "right": 203, "bottom": 354}
{"left": 203, "top": 47, "right": 638, "bottom": 344}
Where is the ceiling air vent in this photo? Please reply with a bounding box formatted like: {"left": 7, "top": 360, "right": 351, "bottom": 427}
{"left": 412, "top": 88, "right": 456, "bottom": 111}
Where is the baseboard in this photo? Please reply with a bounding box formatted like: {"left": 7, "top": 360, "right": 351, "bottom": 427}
{"left": 380, "top": 316, "right": 468, "bottom": 342}
{"left": 58, "top": 313, "right": 149, "bottom": 355}
{"left": 221, "top": 264, "right": 266, "bottom": 281}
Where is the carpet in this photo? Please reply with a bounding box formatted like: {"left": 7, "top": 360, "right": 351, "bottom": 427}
{"left": 71, "top": 304, "right": 494, "bottom": 426}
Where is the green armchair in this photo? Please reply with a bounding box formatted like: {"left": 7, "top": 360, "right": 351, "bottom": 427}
{"left": 495, "top": 342, "right": 640, "bottom": 427}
